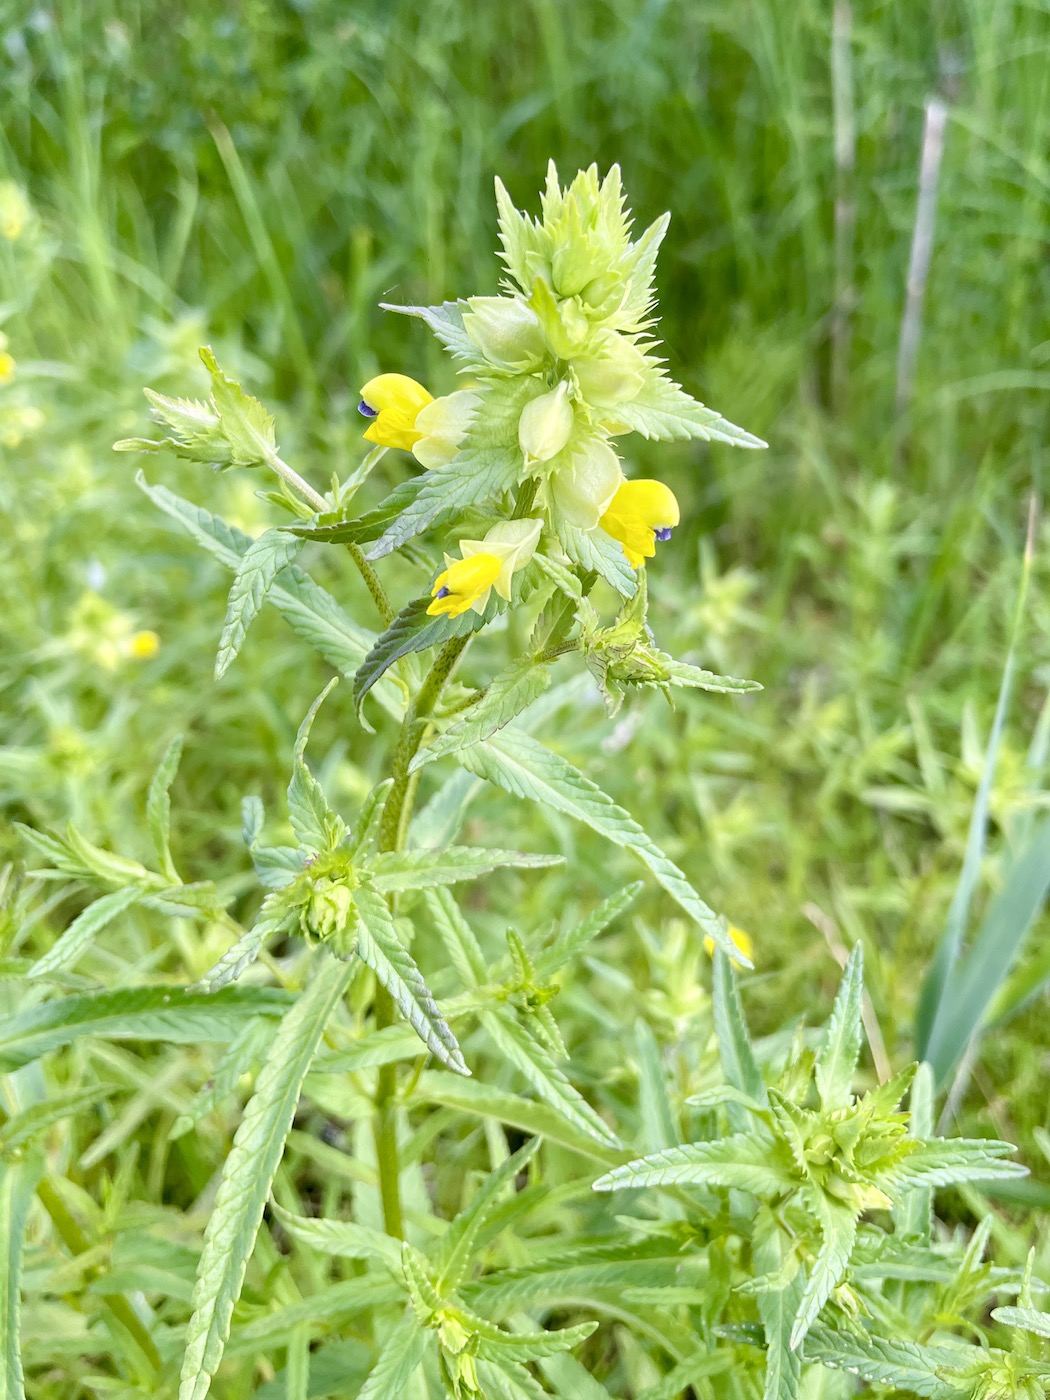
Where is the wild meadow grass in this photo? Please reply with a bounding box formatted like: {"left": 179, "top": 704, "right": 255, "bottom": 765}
{"left": 2, "top": 2, "right": 1050, "bottom": 1395}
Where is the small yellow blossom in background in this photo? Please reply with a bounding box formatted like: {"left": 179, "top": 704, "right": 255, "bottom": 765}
{"left": 600, "top": 479, "right": 680, "bottom": 568}
{"left": 357, "top": 373, "right": 433, "bottom": 451}
{"left": 703, "top": 922, "right": 754, "bottom": 963}
{"left": 0, "top": 405, "right": 44, "bottom": 449}
{"left": 0, "top": 182, "right": 31, "bottom": 241}
{"left": 428, "top": 517, "right": 542, "bottom": 618}
{"left": 128, "top": 630, "right": 160, "bottom": 660}
{"left": 0, "top": 330, "right": 14, "bottom": 384}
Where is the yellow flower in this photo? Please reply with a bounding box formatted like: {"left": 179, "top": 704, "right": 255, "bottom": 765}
{"left": 704, "top": 923, "right": 754, "bottom": 964}
{"left": 0, "top": 352, "right": 14, "bottom": 385}
{"left": 428, "top": 517, "right": 542, "bottom": 618}
{"left": 0, "top": 183, "right": 30, "bottom": 242}
{"left": 357, "top": 373, "right": 433, "bottom": 451}
{"left": 600, "top": 478, "right": 680, "bottom": 568}
{"left": 128, "top": 630, "right": 160, "bottom": 660}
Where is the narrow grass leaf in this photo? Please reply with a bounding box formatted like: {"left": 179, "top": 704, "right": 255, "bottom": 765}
{"left": 455, "top": 729, "right": 746, "bottom": 962}
{"left": 0, "top": 1157, "right": 37, "bottom": 1400}
{"left": 179, "top": 959, "right": 352, "bottom": 1400}
{"left": 352, "top": 884, "right": 467, "bottom": 1075}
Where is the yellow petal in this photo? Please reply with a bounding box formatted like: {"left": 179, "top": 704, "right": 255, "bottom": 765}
{"left": 600, "top": 478, "right": 680, "bottom": 569}
{"left": 703, "top": 923, "right": 754, "bottom": 963}
{"left": 358, "top": 373, "right": 433, "bottom": 451}
{"left": 427, "top": 552, "right": 502, "bottom": 618}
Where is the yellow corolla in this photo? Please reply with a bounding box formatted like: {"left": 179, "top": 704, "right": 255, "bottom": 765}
{"left": 357, "top": 373, "right": 433, "bottom": 451}
{"left": 428, "top": 517, "right": 542, "bottom": 618}
{"left": 599, "top": 478, "right": 680, "bottom": 568}
{"left": 703, "top": 923, "right": 754, "bottom": 963}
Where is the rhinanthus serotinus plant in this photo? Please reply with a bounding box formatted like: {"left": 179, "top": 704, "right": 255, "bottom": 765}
{"left": 8, "top": 165, "right": 1034, "bottom": 1399}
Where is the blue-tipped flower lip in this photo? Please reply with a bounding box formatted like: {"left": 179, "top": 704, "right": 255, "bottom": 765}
{"left": 654, "top": 526, "right": 673, "bottom": 542}
{"left": 357, "top": 399, "right": 379, "bottom": 418}
{"left": 435, "top": 586, "right": 451, "bottom": 599}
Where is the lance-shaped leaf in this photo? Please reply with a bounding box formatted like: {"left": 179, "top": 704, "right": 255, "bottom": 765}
{"left": 434, "top": 1139, "right": 541, "bottom": 1294}
{"left": 179, "top": 960, "right": 352, "bottom": 1400}
{"left": 534, "top": 882, "right": 642, "bottom": 978}
{"left": 288, "top": 680, "right": 346, "bottom": 853}
{"left": 789, "top": 1196, "right": 858, "bottom": 1351}
{"left": 357, "top": 1312, "right": 429, "bottom": 1400}
{"left": 454, "top": 728, "right": 747, "bottom": 963}
{"left": 147, "top": 734, "right": 184, "bottom": 881}
{"left": 379, "top": 299, "right": 482, "bottom": 364}
{"left": 712, "top": 949, "right": 767, "bottom": 1110}
{"left": 216, "top": 529, "right": 304, "bottom": 679}
{"left": 561, "top": 521, "right": 635, "bottom": 598}
{"left": 991, "top": 1306, "right": 1050, "bottom": 1341}
{"left": 657, "top": 656, "right": 762, "bottom": 694}
{"left": 271, "top": 1204, "right": 403, "bottom": 1271}
{"left": 352, "top": 884, "right": 468, "bottom": 1075}
{"left": 896, "top": 1137, "right": 1025, "bottom": 1187}
{"left": 0, "top": 1156, "right": 38, "bottom": 1400}
{"left": 611, "top": 371, "right": 767, "bottom": 447}
{"left": 423, "top": 888, "right": 487, "bottom": 989}
{"left": 28, "top": 884, "right": 143, "bottom": 980}
{"left": 138, "top": 476, "right": 401, "bottom": 718}
{"left": 482, "top": 1008, "right": 620, "bottom": 1148}
{"left": 194, "top": 891, "right": 295, "bottom": 992}
{"left": 753, "top": 1212, "right": 805, "bottom": 1400}
{"left": 367, "top": 846, "right": 560, "bottom": 893}
{"left": 815, "top": 943, "right": 864, "bottom": 1110}
{"left": 803, "top": 1326, "right": 970, "bottom": 1398}
{"left": 353, "top": 597, "right": 491, "bottom": 710}
{"left": 410, "top": 656, "right": 553, "bottom": 771}
{"left": 593, "top": 1133, "right": 791, "bottom": 1196}
{"left": 0, "top": 985, "right": 288, "bottom": 1072}
{"left": 281, "top": 476, "right": 424, "bottom": 547}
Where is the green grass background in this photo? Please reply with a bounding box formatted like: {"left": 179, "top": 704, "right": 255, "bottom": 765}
{"left": 2, "top": 0, "right": 1050, "bottom": 1389}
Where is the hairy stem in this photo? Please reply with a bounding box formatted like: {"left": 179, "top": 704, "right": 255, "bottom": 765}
{"left": 371, "top": 634, "right": 472, "bottom": 1237}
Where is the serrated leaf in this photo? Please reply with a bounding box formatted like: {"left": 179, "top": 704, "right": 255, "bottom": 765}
{"left": 803, "top": 1325, "right": 969, "bottom": 1398}
{"left": 271, "top": 1204, "right": 403, "bottom": 1271}
{"left": 657, "top": 656, "right": 762, "bottom": 694}
{"left": 421, "top": 888, "right": 487, "bottom": 989}
{"left": 367, "top": 846, "right": 560, "bottom": 893}
{"left": 0, "top": 1087, "right": 114, "bottom": 1154}
{"left": 434, "top": 1139, "right": 540, "bottom": 1294}
{"left": 899, "top": 1138, "right": 1025, "bottom": 1186}
{"left": 146, "top": 733, "right": 184, "bottom": 881}
{"left": 815, "top": 943, "right": 864, "bottom": 1109}
{"left": 593, "top": 1133, "right": 789, "bottom": 1195}
{"left": 411, "top": 657, "right": 552, "bottom": 771}
{"left": 0, "top": 985, "right": 288, "bottom": 1071}
{"left": 415, "top": 1073, "right": 621, "bottom": 1165}
{"left": 27, "top": 885, "right": 143, "bottom": 980}
{"left": 482, "top": 1008, "right": 620, "bottom": 1148}
{"left": 0, "top": 1158, "right": 37, "bottom": 1400}
{"left": 612, "top": 372, "right": 767, "bottom": 447}
{"left": 474, "top": 1318, "right": 597, "bottom": 1362}
{"left": 454, "top": 728, "right": 747, "bottom": 963}
{"left": 194, "top": 891, "right": 294, "bottom": 992}
{"left": 137, "top": 476, "right": 401, "bottom": 718}
{"left": 534, "top": 882, "right": 642, "bottom": 978}
{"left": 199, "top": 346, "right": 277, "bottom": 468}
{"left": 358, "top": 1314, "right": 428, "bottom": 1400}
{"left": 712, "top": 949, "right": 767, "bottom": 1113}
{"left": 379, "top": 300, "right": 482, "bottom": 365}
{"left": 216, "top": 530, "right": 304, "bottom": 679}
{"left": 789, "top": 1198, "right": 857, "bottom": 1350}
{"left": 288, "top": 681, "right": 346, "bottom": 853}
{"left": 353, "top": 598, "right": 490, "bottom": 711}
{"left": 991, "top": 1305, "right": 1050, "bottom": 1340}
{"left": 179, "top": 959, "right": 352, "bottom": 1400}
{"left": 172, "top": 1018, "right": 274, "bottom": 1139}
{"left": 352, "top": 884, "right": 467, "bottom": 1074}
{"left": 281, "top": 477, "right": 424, "bottom": 547}
{"left": 561, "top": 521, "right": 636, "bottom": 597}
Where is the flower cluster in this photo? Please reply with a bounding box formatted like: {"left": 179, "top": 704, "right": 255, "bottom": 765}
{"left": 355, "top": 163, "right": 763, "bottom": 610}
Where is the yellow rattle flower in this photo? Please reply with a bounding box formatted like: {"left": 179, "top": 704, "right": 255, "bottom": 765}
{"left": 703, "top": 923, "right": 754, "bottom": 964}
{"left": 357, "top": 373, "right": 433, "bottom": 451}
{"left": 428, "top": 517, "right": 542, "bottom": 619}
{"left": 599, "top": 478, "right": 680, "bottom": 568}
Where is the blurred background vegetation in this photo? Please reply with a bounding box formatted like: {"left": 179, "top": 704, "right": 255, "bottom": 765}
{"left": 2, "top": 0, "right": 1050, "bottom": 1360}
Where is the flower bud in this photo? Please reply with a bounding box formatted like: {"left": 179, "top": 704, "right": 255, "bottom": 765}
{"left": 462, "top": 296, "right": 547, "bottom": 370}
{"left": 550, "top": 438, "right": 623, "bottom": 530}
{"left": 518, "top": 382, "right": 573, "bottom": 466}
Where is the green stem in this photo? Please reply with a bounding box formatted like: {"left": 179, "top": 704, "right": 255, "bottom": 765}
{"left": 346, "top": 542, "right": 395, "bottom": 627}
{"left": 371, "top": 634, "right": 471, "bottom": 1237}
